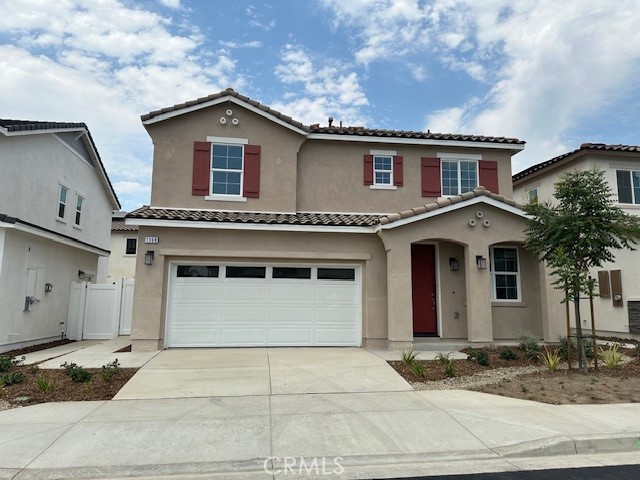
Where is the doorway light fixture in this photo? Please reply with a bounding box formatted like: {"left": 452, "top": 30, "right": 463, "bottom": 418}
{"left": 476, "top": 255, "right": 487, "bottom": 270}
{"left": 449, "top": 257, "right": 459, "bottom": 272}
{"left": 145, "top": 250, "right": 155, "bottom": 266}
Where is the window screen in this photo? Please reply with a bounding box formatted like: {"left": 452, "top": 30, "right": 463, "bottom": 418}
{"left": 317, "top": 268, "right": 356, "bottom": 281}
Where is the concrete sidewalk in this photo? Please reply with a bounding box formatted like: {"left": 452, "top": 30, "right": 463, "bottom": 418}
{"left": 1, "top": 390, "right": 638, "bottom": 479}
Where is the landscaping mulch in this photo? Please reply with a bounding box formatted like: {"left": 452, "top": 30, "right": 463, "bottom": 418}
{"left": 0, "top": 365, "right": 137, "bottom": 407}
{"left": 2, "top": 339, "right": 75, "bottom": 358}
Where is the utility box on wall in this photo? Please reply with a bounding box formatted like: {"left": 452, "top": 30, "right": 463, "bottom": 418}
{"left": 24, "top": 267, "right": 45, "bottom": 310}
{"left": 629, "top": 299, "right": 640, "bottom": 335}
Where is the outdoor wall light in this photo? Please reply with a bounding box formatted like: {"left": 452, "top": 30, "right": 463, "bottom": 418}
{"left": 449, "top": 257, "right": 459, "bottom": 271}
{"left": 144, "top": 250, "right": 155, "bottom": 266}
{"left": 45, "top": 283, "right": 53, "bottom": 293}
{"left": 476, "top": 255, "right": 487, "bottom": 270}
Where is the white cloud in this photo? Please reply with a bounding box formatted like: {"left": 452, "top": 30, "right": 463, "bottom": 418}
{"left": 219, "top": 40, "right": 262, "bottom": 49}
{"left": 272, "top": 45, "right": 369, "bottom": 126}
{"left": 0, "top": 0, "right": 245, "bottom": 211}
{"left": 322, "top": 0, "right": 640, "bottom": 171}
{"left": 159, "top": 0, "right": 181, "bottom": 9}
{"left": 246, "top": 5, "right": 276, "bottom": 31}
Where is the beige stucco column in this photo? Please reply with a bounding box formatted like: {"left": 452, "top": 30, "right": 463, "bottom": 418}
{"left": 131, "top": 235, "right": 166, "bottom": 351}
{"left": 384, "top": 242, "right": 414, "bottom": 349}
{"left": 464, "top": 245, "right": 493, "bottom": 345}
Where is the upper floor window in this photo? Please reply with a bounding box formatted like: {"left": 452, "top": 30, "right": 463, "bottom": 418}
{"left": 374, "top": 155, "right": 393, "bottom": 186}
{"left": 490, "top": 247, "right": 521, "bottom": 301}
{"left": 211, "top": 144, "right": 243, "bottom": 196}
{"left": 74, "top": 195, "right": 84, "bottom": 226}
{"left": 57, "top": 185, "right": 68, "bottom": 220}
{"left": 616, "top": 170, "right": 640, "bottom": 204}
{"left": 125, "top": 238, "right": 137, "bottom": 255}
{"left": 442, "top": 160, "right": 478, "bottom": 196}
{"left": 527, "top": 187, "right": 538, "bottom": 204}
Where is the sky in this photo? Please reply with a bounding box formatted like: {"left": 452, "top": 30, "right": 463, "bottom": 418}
{"left": 1, "top": 0, "right": 640, "bottom": 212}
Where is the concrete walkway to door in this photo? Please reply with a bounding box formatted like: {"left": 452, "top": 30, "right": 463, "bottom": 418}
{"left": 114, "top": 347, "right": 412, "bottom": 400}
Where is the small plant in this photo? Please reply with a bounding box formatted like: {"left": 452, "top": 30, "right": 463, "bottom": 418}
{"left": 28, "top": 364, "right": 41, "bottom": 375}
{"left": 401, "top": 347, "right": 418, "bottom": 367}
{"left": 558, "top": 336, "right": 594, "bottom": 360}
{"left": 538, "top": 347, "right": 562, "bottom": 372}
{"left": 519, "top": 384, "right": 528, "bottom": 393}
{"left": 598, "top": 343, "right": 623, "bottom": 369}
{"left": 475, "top": 350, "right": 490, "bottom": 366}
{"left": 409, "top": 361, "right": 426, "bottom": 378}
{"left": 436, "top": 352, "right": 453, "bottom": 364}
{"left": 444, "top": 361, "right": 456, "bottom": 378}
{"left": 0, "top": 371, "right": 25, "bottom": 386}
{"left": 635, "top": 343, "right": 640, "bottom": 362}
{"left": 101, "top": 359, "right": 121, "bottom": 381}
{"left": 0, "top": 355, "right": 24, "bottom": 372}
{"left": 518, "top": 332, "right": 541, "bottom": 360}
{"left": 85, "top": 379, "right": 94, "bottom": 393}
{"left": 35, "top": 373, "right": 55, "bottom": 392}
{"left": 61, "top": 362, "right": 92, "bottom": 383}
{"left": 499, "top": 348, "right": 517, "bottom": 360}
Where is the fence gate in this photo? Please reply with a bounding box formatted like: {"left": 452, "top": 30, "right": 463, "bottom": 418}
{"left": 66, "top": 278, "right": 134, "bottom": 340}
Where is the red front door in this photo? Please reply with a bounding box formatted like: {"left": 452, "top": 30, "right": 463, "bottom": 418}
{"left": 411, "top": 244, "right": 437, "bottom": 335}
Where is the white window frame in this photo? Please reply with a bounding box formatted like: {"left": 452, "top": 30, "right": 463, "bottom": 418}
{"left": 57, "top": 183, "right": 69, "bottom": 222}
{"left": 74, "top": 193, "right": 84, "bottom": 228}
{"left": 615, "top": 169, "right": 640, "bottom": 205}
{"left": 125, "top": 237, "right": 137, "bottom": 256}
{"left": 527, "top": 187, "right": 539, "bottom": 204}
{"left": 205, "top": 136, "right": 248, "bottom": 202}
{"left": 438, "top": 153, "right": 480, "bottom": 197}
{"left": 369, "top": 149, "right": 397, "bottom": 190}
{"left": 490, "top": 246, "right": 522, "bottom": 302}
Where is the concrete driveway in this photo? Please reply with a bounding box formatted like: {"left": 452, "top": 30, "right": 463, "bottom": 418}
{"left": 114, "top": 347, "right": 412, "bottom": 400}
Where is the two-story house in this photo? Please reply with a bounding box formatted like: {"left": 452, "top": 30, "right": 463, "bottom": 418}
{"left": 513, "top": 143, "right": 640, "bottom": 340}
{"left": 0, "top": 120, "right": 120, "bottom": 353}
{"left": 127, "top": 89, "right": 563, "bottom": 351}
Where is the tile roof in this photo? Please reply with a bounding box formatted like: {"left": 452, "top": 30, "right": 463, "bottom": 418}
{"left": 140, "top": 89, "right": 524, "bottom": 146}
{"left": 140, "top": 88, "right": 309, "bottom": 132}
{"left": 513, "top": 143, "right": 640, "bottom": 182}
{"left": 112, "top": 218, "right": 138, "bottom": 232}
{"left": 0, "top": 119, "right": 120, "bottom": 209}
{"left": 0, "top": 119, "right": 87, "bottom": 132}
{"left": 378, "top": 187, "right": 520, "bottom": 225}
{"left": 127, "top": 206, "right": 380, "bottom": 227}
{"left": 308, "top": 126, "right": 525, "bottom": 145}
{"left": 128, "top": 188, "right": 522, "bottom": 229}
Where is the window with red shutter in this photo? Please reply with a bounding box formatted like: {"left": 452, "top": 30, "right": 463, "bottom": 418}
{"left": 479, "top": 160, "right": 499, "bottom": 193}
{"left": 243, "top": 144, "right": 261, "bottom": 198}
{"left": 192, "top": 141, "right": 211, "bottom": 196}
{"left": 363, "top": 154, "right": 373, "bottom": 185}
{"left": 421, "top": 157, "right": 441, "bottom": 197}
{"left": 393, "top": 156, "right": 403, "bottom": 187}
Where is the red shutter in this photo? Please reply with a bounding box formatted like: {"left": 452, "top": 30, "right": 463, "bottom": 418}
{"left": 479, "top": 160, "right": 499, "bottom": 193}
{"left": 393, "top": 155, "right": 403, "bottom": 187}
{"left": 363, "top": 154, "right": 373, "bottom": 185}
{"left": 192, "top": 141, "right": 211, "bottom": 196}
{"left": 243, "top": 144, "right": 261, "bottom": 198}
{"left": 421, "top": 157, "right": 441, "bottom": 197}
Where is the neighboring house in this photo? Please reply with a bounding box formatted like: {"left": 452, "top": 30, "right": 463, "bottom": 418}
{"left": 127, "top": 88, "right": 563, "bottom": 351}
{"left": 0, "top": 120, "right": 120, "bottom": 353}
{"left": 513, "top": 143, "right": 640, "bottom": 340}
{"left": 107, "top": 211, "right": 138, "bottom": 282}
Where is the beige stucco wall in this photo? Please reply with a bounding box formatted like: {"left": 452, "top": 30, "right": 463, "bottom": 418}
{"left": 0, "top": 228, "right": 99, "bottom": 352}
{"left": 379, "top": 202, "right": 546, "bottom": 345}
{"left": 437, "top": 242, "right": 468, "bottom": 339}
{"left": 145, "top": 103, "right": 306, "bottom": 212}
{"left": 107, "top": 231, "right": 138, "bottom": 282}
{"left": 130, "top": 226, "right": 388, "bottom": 350}
{"left": 297, "top": 140, "right": 516, "bottom": 213}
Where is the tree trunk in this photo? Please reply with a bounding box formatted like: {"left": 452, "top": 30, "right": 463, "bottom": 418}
{"left": 573, "top": 292, "right": 588, "bottom": 374}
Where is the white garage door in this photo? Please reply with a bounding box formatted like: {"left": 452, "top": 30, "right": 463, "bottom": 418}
{"left": 165, "top": 264, "right": 361, "bottom": 347}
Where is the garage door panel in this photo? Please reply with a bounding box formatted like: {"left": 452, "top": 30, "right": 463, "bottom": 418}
{"left": 223, "top": 285, "right": 267, "bottom": 302}
{"left": 220, "top": 327, "right": 267, "bottom": 345}
{"left": 166, "top": 264, "right": 361, "bottom": 347}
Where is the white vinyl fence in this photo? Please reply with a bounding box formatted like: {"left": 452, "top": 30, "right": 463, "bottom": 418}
{"left": 67, "top": 277, "right": 134, "bottom": 340}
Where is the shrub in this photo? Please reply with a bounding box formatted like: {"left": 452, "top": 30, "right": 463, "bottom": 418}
{"left": 101, "top": 359, "right": 121, "bottom": 381}
{"left": 500, "top": 348, "right": 518, "bottom": 360}
{"left": 444, "top": 361, "right": 456, "bottom": 378}
{"left": 35, "top": 373, "right": 55, "bottom": 392}
{"left": 518, "top": 332, "right": 541, "bottom": 360}
{"left": 435, "top": 352, "right": 453, "bottom": 364}
{"left": 475, "top": 350, "right": 490, "bottom": 366}
{"left": 409, "top": 361, "right": 426, "bottom": 378}
{"left": 61, "top": 362, "right": 93, "bottom": 383}
{"left": 0, "top": 355, "right": 23, "bottom": 373}
{"left": 0, "top": 371, "right": 25, "bottom": 386}
{"left": 538, "top": 347, "right": 562, "bottom": 372}
{"left": 598, "top": 343, "right": 623, "bottom": 369}
{"left": 558, "top": 336, "right": 594, "bottom": 360}
{"left": 401, "top": 347, "right": 418, "bottom": 367}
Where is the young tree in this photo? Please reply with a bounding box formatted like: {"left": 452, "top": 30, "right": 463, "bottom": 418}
{"left": 524, "top": 168, "right": 640, "bottom": 373}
